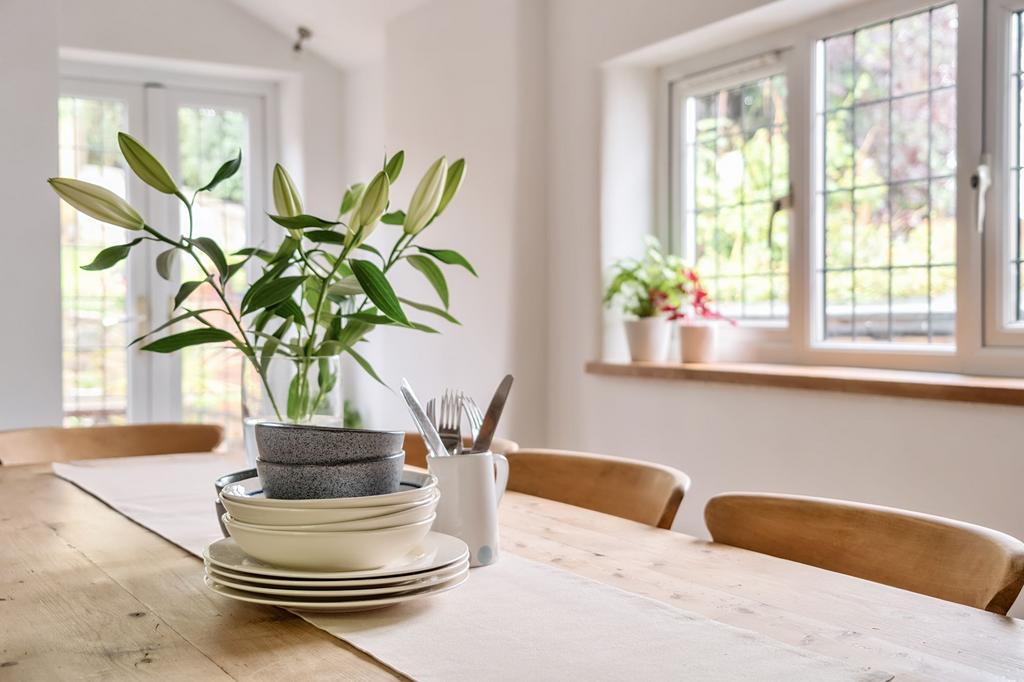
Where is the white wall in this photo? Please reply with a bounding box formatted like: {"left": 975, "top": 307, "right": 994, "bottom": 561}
{"left": 543, "top": 0, "right": 1024, "bottom": 615}
{"left": 0, "top": 0, "right": 62, "bottom": 429}
{"left": 354, "top": 0, "right": 549, "bottom": 445}
{"left": 0, "top": 0, "right": 350, "bottom": 428}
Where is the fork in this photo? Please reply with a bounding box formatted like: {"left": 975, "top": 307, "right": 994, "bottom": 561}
{"left": 436, "top": 389, "right": 463, "bottom": 455}
{"left": 462, "top": 393, "right": 484, "bottom": 446}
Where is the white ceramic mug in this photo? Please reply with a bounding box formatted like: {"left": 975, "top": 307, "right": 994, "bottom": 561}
{"left": 427, "top": 451, "right": 509, "bottom": 567}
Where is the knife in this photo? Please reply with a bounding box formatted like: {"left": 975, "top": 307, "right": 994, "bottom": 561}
{"left": 470, "top": 374, "right": 514, "bottom": 453}
{"left": 400, "top": 379, "right": 450, "bottom": 458}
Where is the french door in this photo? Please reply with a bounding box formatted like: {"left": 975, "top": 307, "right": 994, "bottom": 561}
{"left": 58, "top": 73, "right": 271, "bottom": 441}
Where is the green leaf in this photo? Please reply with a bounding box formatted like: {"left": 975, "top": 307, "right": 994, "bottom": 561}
{"left": 304, "top": 229, "right": 346, "bottom": 245}
{"left": 273, "top": 298, "right": 307, "bottom": 327}
{"left": 384, "top": 150, "right": 405, "bottom": 183}
{"left": 347, "top": 347, "right": 387, "bottom": 387}
{"left": 241, "top": 258, "right": 291, "bottom": 312}
{"left": 191, "top": 236, "right": 229, "bottom": 281}
{"left": 406, "top": 254, "right": 449, "bottom": 309}
{"left": 317, "top": 340, "right": 344, "bottom": 355}
{"left": 415, "top": 246, "right": 478, "bottom": 277}
{"left": 358, "top": 243, "right": 384, "bottom": 260}
{"left": 242, "top": 275, "right": 307, "bottom": 314}
{"left": 174, "top": 278, "right": 208, "bottom": 309}
{"left": 225, "top": 255, "right": 251, "bottom": 282}
{"left": 270, "top": 237, "right": 299, "bottom": 264}
{"left": 269, "top": 214, "right": 340, "bottom": 230}
{"left": 260, "top": 317, "right": 293, "bottom": 371}
{"left": 234, "top": 247, "right": 275, "bottom": 261}
{"left": 328, "top": 277, "right": 362, "bottom": 299}
{"left": 286, "top": 372, "right": 310, "bottom": 421}
{"left": 155, "top": 247, "right": 177, "bottom": 280}
{"left": 337, "top": 319, "right": 372, "bottom": 349}
{"left": 399, "top": 297, "right": 460, "bottom": 324}
{"left": 199, "top": 149, "right": 242, "bottom": 192}
{"left": 350, "top": 259, "right": 408, "bottom": 324}
{"left": 140, "top": 328, "right": 235, "bottom": 353}
{"left": 407, "top": 321, "right": 439, "bottom": 334}
{"left": 81, "top": 238, "right": 143, "bottom": 271}
{"left": 129, "top": 308, "right": 219, "bottom": 346}
{"left": 346, "top": 312, "right": 393, "bottom": 325}
{"left": 339, "top": 183, "right": 365, "bottom": 217}
{"left": 381, "top": 210, "right": 405, "bottom": 225}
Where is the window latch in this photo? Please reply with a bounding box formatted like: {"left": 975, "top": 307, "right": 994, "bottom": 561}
{"left": 767, "top": 185, "right": 794, "bottom": 254}
{"left": 972, "top": 154, "right": 992, "bottom": 235}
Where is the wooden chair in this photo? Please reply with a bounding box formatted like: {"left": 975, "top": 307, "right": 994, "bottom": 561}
{"left": 705, "top": 492, "right": 1024, "bottom": 615}
{"left": 0, "top": 423, "right": 225, "bottom": 466}
{"left": 506, "top": 449, "right": 691, "bottom": 530}
{"left": 402, "top": 432, "right": 519, "bottom": 469}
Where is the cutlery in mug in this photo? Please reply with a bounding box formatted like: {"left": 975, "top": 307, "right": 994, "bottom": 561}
{"left": 470, "top": 374, "right": 514, "bottom": 454}
{"left": 401, "top": 379, "right": 450, "bottom": 458}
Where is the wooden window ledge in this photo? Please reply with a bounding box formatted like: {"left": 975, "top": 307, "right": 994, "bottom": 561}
{"left": 585, "top": 361, "right": 1024, "bottom": 407}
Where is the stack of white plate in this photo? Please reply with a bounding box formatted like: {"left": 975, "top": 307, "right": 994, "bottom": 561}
{"left": 218, "top": 468, "right": 441, "bottom": 571}
{"left": 204, "top": 532, "right": 470, "bottom": 612}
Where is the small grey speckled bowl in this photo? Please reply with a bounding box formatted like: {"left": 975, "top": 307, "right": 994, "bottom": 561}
{"left": 257, "top": 451, "right": 405, "bottom": 500}
{"left": 255, "top": 422, "right": 405, "bottom": 465}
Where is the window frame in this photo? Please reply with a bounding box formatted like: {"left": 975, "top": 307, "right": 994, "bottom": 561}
{"left": 57, "top": 57, "right": 281, "bottom": 423}
{"left": 658, "top": 0, "right": 1008, "bottom": 374}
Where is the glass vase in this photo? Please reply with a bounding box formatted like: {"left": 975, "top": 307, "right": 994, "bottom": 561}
{"left": 241, "top": 355, "right": 344, "bottom": 466}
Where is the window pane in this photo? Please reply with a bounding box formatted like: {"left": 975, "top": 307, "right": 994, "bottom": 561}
{"left": 58, "top": 96, "right": 130, "bottom": 426}
{"left": 818, "top": 5, "right": 957, "bottom": 345}
{"left": 177, "top": 106, "right": 249, "bottom": 442}
{"left": 1011, "top": 12, "right": 1024, "bottom": 320}
{"left": 684, "top": 73, "right": 789, "bottom": 323}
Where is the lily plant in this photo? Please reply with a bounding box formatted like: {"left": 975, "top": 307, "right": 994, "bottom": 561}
{"left": 49, "top": 133, "right": 474, "bottom": 422}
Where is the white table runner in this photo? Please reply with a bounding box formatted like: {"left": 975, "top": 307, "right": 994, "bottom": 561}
{"left": 53, "top": 454, "right": 892, "bottom": 681}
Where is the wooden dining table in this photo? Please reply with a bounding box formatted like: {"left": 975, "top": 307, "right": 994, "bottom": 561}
{"left": 2, "top": 460, "right": 1022, "bottom": 681}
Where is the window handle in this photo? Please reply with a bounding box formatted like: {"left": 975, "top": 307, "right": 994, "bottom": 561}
{"left": 972, "top": 154, "right": 991, "bottom": 235}
{"left": 767, "top": 185, "right": 794, "bottom": 255}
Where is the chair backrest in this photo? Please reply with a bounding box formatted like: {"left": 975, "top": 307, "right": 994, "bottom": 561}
{"left": 705, "top": 492, "right": 1024, "bottom": 615}
{"left": 506, "top": 449, "right": 691, "bottom": 530}
{"left": 0, "top": 423, "right": 225, "bottom": 466}
{"left": 401, "top": 432, "right": 520, "bottom": 469}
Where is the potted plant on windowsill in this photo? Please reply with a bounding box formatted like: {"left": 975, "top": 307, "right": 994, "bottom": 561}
{"left": 603, "top": 238, "right": 688, "bottom": 362}
{"left": 670, "top": 269, "right": 732, "bottom": 363}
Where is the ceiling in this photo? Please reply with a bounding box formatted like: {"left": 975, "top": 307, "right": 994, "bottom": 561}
{"left": 228, "top": 0, "right": 427, "bottom": 68}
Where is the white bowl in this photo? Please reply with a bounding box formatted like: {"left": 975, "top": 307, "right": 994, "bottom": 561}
{"left": 226, "top": 493, "right": 439, "bottom": 532}
{"left": 221, "top": 468, "right": 437, "bottom": 509}
{"left": 223, "top": 513, "right": 436, "bottom": 571}
{"left": 221, "top": 490, "right": 438, "bottom": 527}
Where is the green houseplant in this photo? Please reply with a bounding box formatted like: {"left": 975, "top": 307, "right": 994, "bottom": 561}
{"left": 49, "top": 134, "right": 474, "bottom": 432}
{"left": 603, "top": 237, "right": 689, "bottom": 362}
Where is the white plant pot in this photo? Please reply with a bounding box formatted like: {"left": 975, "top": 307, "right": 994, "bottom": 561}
{"left": 679, "top": 322, "right": 717, "bottom": 363}
{"left": 624, "top": 317, "right": 672, "bottom": 362}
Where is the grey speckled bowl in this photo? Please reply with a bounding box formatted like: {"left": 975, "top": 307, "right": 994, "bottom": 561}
{"left": 255, "top": 422, "right": 405, "bottom": 465}
{"left": 257, "top": 451, "right": 405, "bottom": 500}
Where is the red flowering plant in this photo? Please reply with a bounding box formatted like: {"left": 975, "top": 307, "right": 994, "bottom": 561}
{"left": 662, "top": 267, "right": 734, "bottom": 325}
{"left": 603, "top": 238, "right": 689, "bottom": 318}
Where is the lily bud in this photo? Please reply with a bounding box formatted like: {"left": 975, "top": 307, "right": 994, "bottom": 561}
{"left": 118, "top": 133, "right": 177, "bottom": 195}
{"left": 435, "top": 158, "right": 465, "bottom": 217}
{"left": 347, "top": 171, "right": 389, "bottom": 248}
{"left": 354, "top": 171, "right": 389, "bottom": 231}
{"left": 48, "top": 178, "right": 144, "bottom": 230}
{"left": 404, "top": 156, "right": 448, "bottom": 235}
{"left": 272, "top": 164, "right": 303, "bottom": 217}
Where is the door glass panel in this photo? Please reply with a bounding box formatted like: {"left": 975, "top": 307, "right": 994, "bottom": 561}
{"left": 177, "top": 106, "right": 250, "bottom": 442}
{"left": 58, "top": 96, "right": 130, "bottom": 425}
